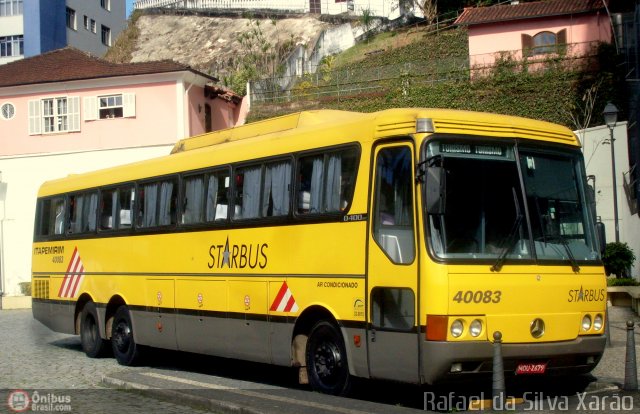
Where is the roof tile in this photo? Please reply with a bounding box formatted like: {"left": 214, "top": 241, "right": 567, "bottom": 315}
{"left": 0, "top": 47, "right": 218, "bottom": 88}
{"left": 455, "top": 0, "right": 607, "bottom": 26}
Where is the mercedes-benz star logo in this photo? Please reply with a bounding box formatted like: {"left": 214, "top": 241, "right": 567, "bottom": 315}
{"left": 530, "top": 318, "right": 545, "bottom": 338}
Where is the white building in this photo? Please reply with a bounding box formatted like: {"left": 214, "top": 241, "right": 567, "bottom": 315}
{"left": 579, "top": 122, "right": 640, "bottom": 278}
{"left": 0, "top": 0, "right": 126, "bottom": 65}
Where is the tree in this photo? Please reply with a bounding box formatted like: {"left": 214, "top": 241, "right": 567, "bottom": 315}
{"left": 222, "top": 16, "right": 297, "bottom": 95}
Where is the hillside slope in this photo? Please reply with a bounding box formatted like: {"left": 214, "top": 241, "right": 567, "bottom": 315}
{"left": 107, "top": 13, "right": 330, "bottom": 79}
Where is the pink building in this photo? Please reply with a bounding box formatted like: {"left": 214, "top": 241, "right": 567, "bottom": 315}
{"left": 0, "top": 47, "right": 244, "bottom": 156}
{"left": 0, "top": 47, "right": 245, "bottom": 308}
{"left": 455, "top": 0, "right": 613, "bottom": 73}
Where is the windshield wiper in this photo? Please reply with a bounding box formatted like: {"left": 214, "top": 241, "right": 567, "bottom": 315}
{"left": 491, "top": 188, "right": 524, "bottom": 272}
{"left": 542, "top": 235, "right": 581, "bottom": 273}
{"left": 490, "top": 214, "right": 523, "bottom": 272}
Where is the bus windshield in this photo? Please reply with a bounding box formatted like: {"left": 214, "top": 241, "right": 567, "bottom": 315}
{"left": 426, "top": 140, "right": 600, "bottom": 266}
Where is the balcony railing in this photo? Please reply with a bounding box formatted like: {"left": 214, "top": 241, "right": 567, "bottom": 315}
{"left": 133, "top": 0, "right": 423, "bottom": 19}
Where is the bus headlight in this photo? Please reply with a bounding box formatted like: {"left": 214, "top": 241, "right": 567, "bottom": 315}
{"left": 593, "top": 314, "right": 603, "bottom": 331}
{"left": 581, "top": 315, "right": 592, "bottom": 331}
{"left": 451, "top": 319, "right": 464, "bottom": 338}
{"left": 470, "top": 319, "right": 483, "bottom": 337}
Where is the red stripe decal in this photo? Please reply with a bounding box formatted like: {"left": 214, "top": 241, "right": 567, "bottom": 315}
{"left": 284, "top": 295, "right": 296, "bottom": 312}
{"left": 69, "top": 266, "right": 84, "bottom": 297}
{"left": 270, "top": 282, "right": 289, "bottom": 311}
{"left": 63, "top": 255, "right": 81, "bottom": 297}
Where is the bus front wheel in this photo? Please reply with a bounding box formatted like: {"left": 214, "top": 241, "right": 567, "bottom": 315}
{"left": 111, "top": 305, "right": 142, "bottom": 366}
{"left": 80, "top": 301, "right": 108, "bottom": 358}
{"left": 306, "top": 320, "right": 351, "bottom": 395}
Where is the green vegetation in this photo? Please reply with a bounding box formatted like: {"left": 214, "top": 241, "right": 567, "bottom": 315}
{"left": 335, "top": 27, "right": 468, "bottom": 70}
{"left": 607, "top": 277, "right": 639, "bottom": 287}
{"left": 104, "top": 10, "right": 143, "bottom": 63}
{"left": 249, "top": 27, "right": 623, "bottom": 129}
{"left": 18, "top": 282, "right": 31, "bottom": 296}
{"left": 222, "top": 15, "right": 298, "bottom": 96}
{"left": 603, "top": 242, "right": 637, "bottom": 279}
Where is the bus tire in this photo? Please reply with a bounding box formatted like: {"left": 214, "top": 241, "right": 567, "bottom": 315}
{"left": 306, "top": 320, "right": 351, "bottom": 396}
{"left": 80, "top": 301, "right": 108, "bottom": 358}
{"left": 111, "top": 305, "right": 142, "bottom": 366}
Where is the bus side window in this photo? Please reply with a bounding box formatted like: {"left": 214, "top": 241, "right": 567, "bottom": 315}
{"left": 263, "top": 160, "right": 291, "bottom": 217}
{"left": 205, "top": 170, "right": 230, "bottom": 222}
{"left": 100, "top": 189, "right": 117, "bottom": 230}
{"left": 182, "top": 174, "right": 205, "bottom": 224}
{"left": 52, "top": 197, "right": 66, "bottom": 235}
{"left": 118, "top": 186, "right": 134, "bottom": 228}
{"left": 296, "top": 147, "right": 358, "bottom": 215}
{"left": 138, "top": 179, "right": 177, "bottom": 228}
{"left": 37, "top": 197, "right": 66, "bottom": 237}
{"left": 68, "top": 192, "right": 98, "bottom": 234}
{"left": 234, "top": 166, "right": 262, "bottom": 220}
{"left": 297, "top": 155, "right": 323, "bottom": 214}
{"left": 372, "top": 146, "right": 415, "bottom": 264}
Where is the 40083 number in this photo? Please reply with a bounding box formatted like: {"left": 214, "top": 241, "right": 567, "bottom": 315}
{"left": 452, "top": 290, "right": 502, "bottom": 304}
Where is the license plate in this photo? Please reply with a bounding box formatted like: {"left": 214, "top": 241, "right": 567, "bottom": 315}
{"left": 515, "top": 362, "right": 547, "bottom": 375}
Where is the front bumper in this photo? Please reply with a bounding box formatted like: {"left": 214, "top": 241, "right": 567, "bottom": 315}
{"left": 421, "top": 335, "right": 606, "bottom": 384}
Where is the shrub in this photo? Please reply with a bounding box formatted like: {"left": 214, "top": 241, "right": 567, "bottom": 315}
{"left": 18, "top": 282, "right": 31, "bottom": 296}
{"left": 602, "top": 242, "right": 636, "bottom": 278}
{"left": 607, "top": 277, "right": 639, "bottom": 287}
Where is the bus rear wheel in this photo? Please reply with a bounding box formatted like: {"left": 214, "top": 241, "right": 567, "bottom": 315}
{"left": 80, "top": 301, "right": 108, "bottom": 358}
{"left": 111, "top": 305, "right": 142, "bottom": 366}
{"left": 306, "top": 320, "right": 351, "bottom": 395}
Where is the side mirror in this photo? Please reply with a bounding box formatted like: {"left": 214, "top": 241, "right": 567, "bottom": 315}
{"left": 426, "top": 166, "right": 446, "bottom": 215}
{"left": 596, "top": 222, "right": 606, "bottom": 255}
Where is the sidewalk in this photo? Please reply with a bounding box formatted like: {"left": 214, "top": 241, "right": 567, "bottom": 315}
{"left": 591, "top": 304, "right": 640, "bottom": 387}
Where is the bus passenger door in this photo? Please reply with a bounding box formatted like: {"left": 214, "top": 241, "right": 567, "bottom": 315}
{"left": 367, "top": 143, "right": 419, "bottom": 383}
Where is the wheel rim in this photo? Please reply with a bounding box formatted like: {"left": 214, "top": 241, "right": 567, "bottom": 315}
{"left": 312, "top": 338, "right": 343, "bottom": 387}
{"left": 113, "top": 319, "right": 131, "bottom": 354}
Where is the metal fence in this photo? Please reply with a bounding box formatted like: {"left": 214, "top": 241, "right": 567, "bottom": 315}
{"left": 134, "top": 0, "right": 424, "bottom": 19}
{"left": 248, "top": 44, "right": 604, "bottom": 106}
{"left": 249, "top": 56, "right": 470, "bottom": 105}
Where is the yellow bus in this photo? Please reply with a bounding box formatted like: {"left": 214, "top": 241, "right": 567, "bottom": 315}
{"left": 32, "top": 108, "right": 607, "bottom": 395}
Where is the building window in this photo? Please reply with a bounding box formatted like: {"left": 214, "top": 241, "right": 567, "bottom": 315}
{"left": 83, "top": 15, "right": 89, "bottom": 30}
{"left": 100, "top": 0, "right": 110, "bottom": 11}
{"left": 28, "top": 97, "right": 81, "bottom": 135}
{"left": 522, "top": 29, "right": 567, "bottom": 57}
{"left": 0, "top": 35, "right": 23, "bottom": 57}
{"left": 99, "top": 95, "right": 123, "bottom": 119}
{"left": 1, "top": 103, "right": 15, "bottom": 120}
{"left": 66, "top": 7, "right": 76, "bottom": 30}
{"left": 101, "top": 25, "right": 111, "bottom": 46}
{"left": 0, "top": 0, "right": 22, "bottom": 16}
{"left": 91, "top": 19, "right": 96, "bottom": 33}
{"left": 84, "top": 93, "right": 135, "bottom": 121}
{"left": 43, "top": 98, "right": 69, "bottom": 133}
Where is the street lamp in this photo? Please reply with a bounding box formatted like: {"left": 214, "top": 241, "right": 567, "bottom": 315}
{"left": 603, "top": 102, "right": 619, "bottom": 243}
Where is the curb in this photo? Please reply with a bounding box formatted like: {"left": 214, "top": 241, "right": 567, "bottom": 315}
{"left": 101, "top": 375, "right": 266, "bottom": 414}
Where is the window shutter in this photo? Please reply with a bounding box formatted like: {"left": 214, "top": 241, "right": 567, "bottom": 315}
{"left": 83, "top": 96, "right": 97, "bottom": 121}
{"left": 521, "top": 34, "right": 533, "bottom": 57}
{"left": 28, "top": 100, "right": 42, "bottom": 135}
{"left": 69, "top": 96, "right": 81, "bottom": 132}
{"left": 123, "top": 93, "right": 136, "bottom": 118}
{"left": 557, "top": 29, "right": 567, "bottom": 46}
